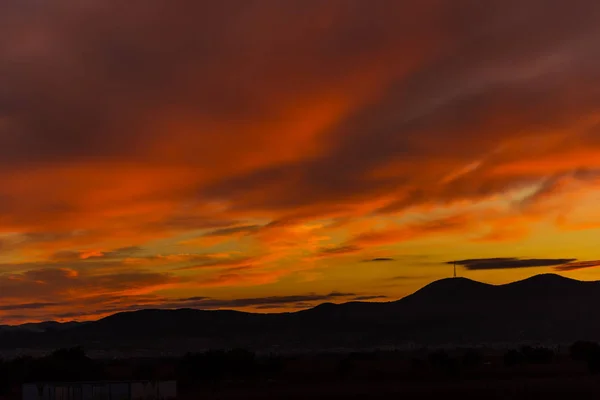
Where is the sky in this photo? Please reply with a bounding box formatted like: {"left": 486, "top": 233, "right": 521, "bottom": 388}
{"left": 2, "top": 1, "right": 600, "bottom": 324}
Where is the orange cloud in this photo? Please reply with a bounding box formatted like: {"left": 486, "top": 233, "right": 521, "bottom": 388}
{"left": 0, "top": 267, "right": 179, "bottom": 304}
{"left": 350, "top": 214, "right": 474, "bottom": 247}
{"left": 2, "top": 1, "right": 600, "bottom": 321}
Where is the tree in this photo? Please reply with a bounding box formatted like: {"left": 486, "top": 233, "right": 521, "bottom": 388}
{"left": 50, "top": 347, "right": 88, "bottom": 362}
{"left": 226, "top": 348, "right": 256, "bottom": 379}
{"left": 504, "top": 349, "right": 524, "bottom": 367}
{"left": 133, "top": 363, "right": 157, "bottom": 380}
{"left": 261, "top": 354, "right": 285, "bottom": 379}
{"left": 337, "top": 357, "right": 353, "bottom": 379}
{"left": 36, "top": 347, "right": 103, "bottom": 381}
{"left": 428, "top": 350, "right": 458, "bottom": 376}
{"left": 521, "top": 346, "right": 554, "bottom": 364}
{"left": 570, "top": 341, "right": 600, "bottom": 361}
{"left": 462, "top": 349, "right": 483, "bottom": 368}
{"left": 570, "top": 341, "right": 600, "bottom": 374}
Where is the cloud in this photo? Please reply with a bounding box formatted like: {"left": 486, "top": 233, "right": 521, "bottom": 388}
{"left": 200, "top": 225, "right": 262, "bottom": 237}
{"left": 351, "top": 295, "right": 388, "bottom": 301}
{"left": 175, "top": 255, "right": 264, "bottom": 271}
{"left": 87, "top": 292, "right": 361, "bottom": 314}
{"left": 311, "top": 214, "right": 477, "bottom": 257}
{"left": 0, "top": 248, "right": 301, "bottom": 323}
{"left": 50, "top": 246, "right": 143, "bottom": 261}
{"left": 0, "top": 250, "right": 249, "bottom": 274}
{"left": 6, "top": 290, "right": 373, "bottom": 322}
{"left": 2, "top": 0, "right": 600, "bottom": 322}
{"left": 189, "top": 268, "right": 287, "bottom": 288}
{"left": 0, "top": 267, "right": 178, "bottom": 303}
{"left": 553, "top": 260, "right": 600, "bottom": 272}
{"left": 1, "top": 0, "right": 599, "bottom": 231}
{"left": 451, "top": 257, "right": 577, "bottom": 270}
{"left": 351, "top": 214, "right": 474, "bottom": 247}
{"left": 452, "top": 257, "right": 600, "bottom": 272}
{"left": 172, "top": 291, "right": 357, "bottom": 309}
{"left": 472, "top": 224, "right": 531, "bottom": 243}
{"left": 98, "top": 246, "right": 144, "bottom": 259}
{"left": 0, "top": 302, "right": 60, "bottom": 312}
{"left": 180, "top": 225, "right": 263, "bottom": 247}
{"left": 315, "top": 245, "right": 362, "bottom": 258}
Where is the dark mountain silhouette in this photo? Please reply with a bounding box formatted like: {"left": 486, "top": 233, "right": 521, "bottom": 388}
{"left": 2, "top": 274, "right": 600, "bottom": 352}
{"left": 0, "top": 320, "right": 85, "bottom": 333}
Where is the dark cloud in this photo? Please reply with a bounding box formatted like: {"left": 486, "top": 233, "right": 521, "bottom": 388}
{"left": 451, "top": 257, "right": 577, "bottom": 270}
{"left": 3, "top": 0, "right": 600, "bottom": 323}
{"left": 316, "top": 245, "right": 362, "bottom": 258}
{"left": 50, "top": 291, "right": 364, "bottom": 320}
{"left": 196, "top": 0, "right": 600, "bottom": 215}
{"left": 0, "top": 0, "right": 429, "bottom": 166}
{"left": 364, "top": 258, "right": 395, "bottom": 262}
{"left": 352, "top": 295, "right": 388, "bottom": 301}
{"left": 0, "top": 267, "right": 177, "bottom": 302}
{"left": 253, "top": 304, "right": 288, "bottom": 310}
{"left": 174, "top": 296, "right": 208, "bottom": 303}
{"left": 2, "top": 0, "right": 597, "bottom": 220}
{"left": 554, "top": 260, "right": 600, "bottom": 272}
{"left": 201, "top": 225, "right": 261, "bottom": 237}
{"left": 172, "top": 291, "right": 357, "bottom": 309}
{"left": 0, "top": 302, "right": 60, "bottom": 311}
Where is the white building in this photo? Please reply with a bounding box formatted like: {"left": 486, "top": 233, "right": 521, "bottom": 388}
{"left": 22, "top": 380, "right": 176, "bottom": 400}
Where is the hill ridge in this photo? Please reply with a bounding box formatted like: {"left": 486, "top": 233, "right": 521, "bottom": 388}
{"left": 4, "top": 273, "right": 600, "bottom": 352}
{"left": 2, "top": 273, "right": 594, "bottom": 328}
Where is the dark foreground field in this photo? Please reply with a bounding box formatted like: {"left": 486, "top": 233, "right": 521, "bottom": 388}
{"left": 181, "top": 377, "right": 600, "bottom": 400}
{"left": 5, "top": 343, "right": 600, "bottom": 399}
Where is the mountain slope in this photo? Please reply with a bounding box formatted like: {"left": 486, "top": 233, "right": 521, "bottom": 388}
{"left": 0, "top": 321, "right": 85, "bottom": 333}
{"left": 2, "top": 274, "right": 600, "bottom": 351}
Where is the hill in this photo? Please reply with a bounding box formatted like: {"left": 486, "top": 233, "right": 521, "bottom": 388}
{"left": 0, "top": 320, "right": 85, "bottom": 333}
{"left": 2, "top": 274, "right": 600, "bottom": 353}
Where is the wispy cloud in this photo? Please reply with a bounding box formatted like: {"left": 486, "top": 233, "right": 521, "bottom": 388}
{"left": 1, "top": 290, "right": 386, "bottom": 323}
{"left": 553, "top": 260, "right": 600, "bottom": 272}
{"left": 2, "top": 0, "right": 600, "bottom": 322}
{"left": 451, "top": 257, "right": 577, "bottom": 270}
{"left": 351, "top": 295, "right": 388, "bottom": 301}
{"left": 201, "top": 225, "right": 262, "bottom": 237}
{"left": 315, "top": 245, "right": 362, "bottom": 258}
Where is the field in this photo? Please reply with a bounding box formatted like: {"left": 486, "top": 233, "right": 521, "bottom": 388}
{"left": 4, "top": 345, "right": 600, "bottom": 399}
{"left": 175, "top": 349, "right": 600, "bottom": 399}
{"left": 181, "top": 377, "right": 600, "bottom": 399}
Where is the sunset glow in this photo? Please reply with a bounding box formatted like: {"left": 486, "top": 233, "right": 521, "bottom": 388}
{"left": 2, "top": 0, "right": 600, "bottom": 324}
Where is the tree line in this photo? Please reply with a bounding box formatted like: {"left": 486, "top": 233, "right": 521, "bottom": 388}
{"left": 2, "top": 341, "right": 600, "bottom": 395}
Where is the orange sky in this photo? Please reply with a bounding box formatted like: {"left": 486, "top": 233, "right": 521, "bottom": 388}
{"left": 2, "top": 0, "right": 600, "bottom": 324}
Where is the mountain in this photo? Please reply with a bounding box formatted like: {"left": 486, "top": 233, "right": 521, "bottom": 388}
{"left": 2, "top": 274, "right": 600, "bottom": 353}
{"left": 0, "top": 320, "right": 86, "bottom": 333}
